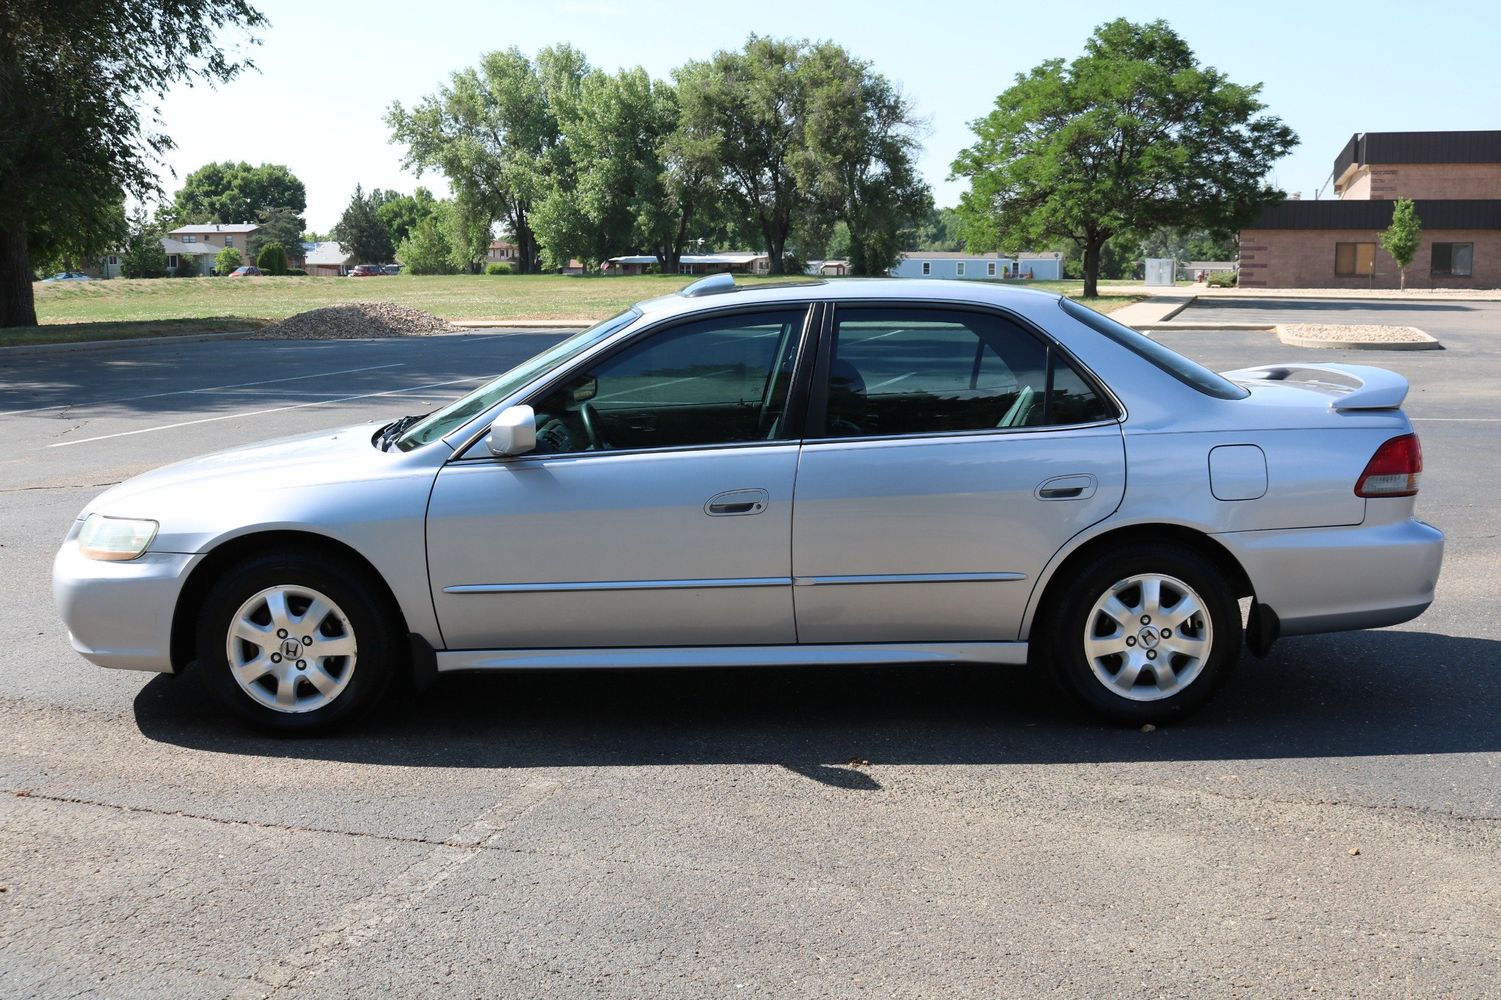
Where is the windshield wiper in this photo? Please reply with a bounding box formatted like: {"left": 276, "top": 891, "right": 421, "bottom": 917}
{"left": 377, "top": 413, "right": 425, "bottom": 451}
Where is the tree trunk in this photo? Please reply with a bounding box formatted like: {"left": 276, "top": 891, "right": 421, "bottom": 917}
{"left": 0, "top": 225, "right": 37, "bottom": 328}
{"left": 1081, "top": 240, "right": 1102, "bottom": 299}
{"left": 1400, "top": 266, "right": 1406, "bottom": 291}
{"left": 766, "top": 232, "right": 785, "bottom": 276}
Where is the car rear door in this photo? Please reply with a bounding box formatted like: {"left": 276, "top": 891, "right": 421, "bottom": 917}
{"left": 791, "top": 304, "right": 1126, "bottom": 643}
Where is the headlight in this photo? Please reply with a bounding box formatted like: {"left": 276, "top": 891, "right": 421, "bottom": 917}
{"left": 78, "top": 514, "right": 158, "bottom": 561}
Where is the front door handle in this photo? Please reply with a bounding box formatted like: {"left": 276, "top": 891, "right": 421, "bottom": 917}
{"left": 1036, "top": 474, "right": 1097, "bottom": 501}
{"left": 705, "top": 488, "right": 769, "bottom": 516}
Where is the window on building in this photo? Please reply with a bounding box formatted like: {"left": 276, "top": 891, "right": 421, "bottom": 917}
{"left": 987, "top": 261, "right": 997, "bottom": 277}
{"left": 956, "top": 261, "right": 966, "bottom": 277}
{"left": 166, "top": 254, "right": 179, "bottom": 270}
{"left": 1335, "top": 242, "right": 1375, "bottom": 276}
{"left": 225, "top": 236, "right": 234, "bottom": 248}
{"left": 1432, "top": 243, "right": 1473, "bottom": 277}
{"left": 182, "top": 235, "right": 196, "bottom": 243}
{"left": 921, "top": 261, "right": 931, "bottom": 276}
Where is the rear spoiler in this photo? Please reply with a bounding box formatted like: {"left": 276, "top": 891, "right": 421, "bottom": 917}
{"left": 1220, "top": 363, "right": 1409, "bottom": 411}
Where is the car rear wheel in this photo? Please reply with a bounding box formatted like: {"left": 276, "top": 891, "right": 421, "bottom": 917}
{"left": 1048, "top": 543, "right": 1241, "bottom": 724}
{"left": 195, "top": 551, "right": 399, "bottom": 733}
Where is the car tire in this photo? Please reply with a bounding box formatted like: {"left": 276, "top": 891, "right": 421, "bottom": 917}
{"left": 195, "top": 550, "right": 401, "bottom": 734}
{"left": 1046, "top": 542, "right": 1241, "bottom": 725}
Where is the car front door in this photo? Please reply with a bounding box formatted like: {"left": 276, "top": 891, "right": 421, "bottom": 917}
{"left": 426, "top": 305, "right": 815, "bottom": 650}
{"left": 792, "top": 304, "right": 1126, "bottom": 643}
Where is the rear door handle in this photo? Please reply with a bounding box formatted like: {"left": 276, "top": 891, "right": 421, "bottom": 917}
{"left": 705, "top": 488, "right": 769, "bottom": 516}
{"left": 1036, "top": 474, "right": 1097, "bottom": 501}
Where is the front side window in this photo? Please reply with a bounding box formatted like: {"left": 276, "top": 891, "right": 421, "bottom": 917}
{"left": 529, "top": 308, "right": 808, "bottom": 454}
{"left": 1335, "top": 242, "right": 1375, "bottom": 276}
{"left": 396, "top": 310, "right": 640, "bottom": 450}
{"left": 815, "top": 307, "right": 1112, "bottom": 439}
{"left": 1432, "top": 242, "right": 1473, "bottom": 277}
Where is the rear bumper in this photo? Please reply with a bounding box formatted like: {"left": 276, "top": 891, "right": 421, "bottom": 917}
{"left": 1214, "top": 516, "right": 1443, "bottom": 637}
{"left": 53, "top": 540, "right": 197, "bottom": 672}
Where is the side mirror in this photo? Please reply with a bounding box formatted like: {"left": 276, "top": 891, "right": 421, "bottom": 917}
{"left": 485, "top": 404, "right": 537, "bottom": 457}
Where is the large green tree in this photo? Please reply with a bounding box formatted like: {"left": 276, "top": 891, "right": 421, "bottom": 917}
{"left": 675, "top": 37, "right": 814, "bottom": 275}
{"left": 330, "top": 184, "right": 395, "bottom": 264}
{"left": 951, "top": 19, "right": 1296, "bottom": 297}
{"left": 388, "top": 47, "right": 584, "bottom": 274}
{"left": 376, "top": 187, "right": 440, "bottom": 248}
{"left": 248, "top": 205, "right": 306, "bottom": 260}
{"left": 169, "top": 161, "right": 305, "bottom": 228}
{"left": 0, "top": 0, "right": 265, "bottom": 326}
{"left": 800, "top": 42, "right": 930, "bottom": 275}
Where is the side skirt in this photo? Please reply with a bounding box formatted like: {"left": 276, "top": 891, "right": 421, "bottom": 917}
{"left": 436, "top": 642, "right": 1029, "bottom": 673}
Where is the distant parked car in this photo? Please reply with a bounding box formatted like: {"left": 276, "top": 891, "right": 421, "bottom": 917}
{"left": 40, "top": 272, "right": 91, "bottom": 283}
{"left": 228, "top": 266, "right": 263, "bottom": 278}
{"left": 383, "top": 264, "right": 403, "bottom": 275}
{"left": 349, "top": 264, "right": 385, "bottom": 277}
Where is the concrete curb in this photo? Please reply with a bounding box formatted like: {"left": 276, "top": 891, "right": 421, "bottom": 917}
{"left": 451, "top": 319, "right": 594, "bottom": 329}
{"left": 0, "top": 328, "right": 254, "bottom": 357}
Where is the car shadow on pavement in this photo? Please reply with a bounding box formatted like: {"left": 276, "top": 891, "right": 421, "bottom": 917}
{"left": 133, "top": 629, "right": 1501, "bottom": 788}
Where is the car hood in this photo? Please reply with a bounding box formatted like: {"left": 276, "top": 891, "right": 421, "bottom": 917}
{"left": 80, "top": 421, "right": 445, "bottom": 555}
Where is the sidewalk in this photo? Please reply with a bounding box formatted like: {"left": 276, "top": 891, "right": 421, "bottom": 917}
{"left": 1113, "top": 284, "right": 1501, "bottom": 331}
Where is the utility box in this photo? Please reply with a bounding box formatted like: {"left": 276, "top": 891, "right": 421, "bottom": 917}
{"left": 1144, "top": 258, "right": 1176, "bottom": 286}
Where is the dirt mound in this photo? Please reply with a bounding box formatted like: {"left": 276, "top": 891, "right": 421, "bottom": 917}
{"left": 249, "top": 302, "right": 454, "bottom": 339}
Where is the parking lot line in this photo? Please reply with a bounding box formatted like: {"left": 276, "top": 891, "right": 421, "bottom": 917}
{"left": 0, "top": 363, "right": 407, "bottom": 417}
{"left": 47, "top": 376, "right": 487, "bottom": 449}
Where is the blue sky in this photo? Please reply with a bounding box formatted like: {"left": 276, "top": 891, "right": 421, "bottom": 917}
{"left": 156, "top": 0, "right": 1500, "bottom": 231}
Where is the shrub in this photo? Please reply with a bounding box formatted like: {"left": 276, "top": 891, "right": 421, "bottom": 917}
{"left": 1207, "top": 270, "right": 1237, "bottom": 288}
{"left": 120, "top": 229, "right": 167, "bottom": 279}
{"left": 256, "top": 242, "right": 289, "bottom": 275}
{"left": 215, "top": 246, "right": 242, "bottom": 275}
{"left": 174, "top": 265, "right": 197, "bottom": 277}
{"left": 284, "top": 268, "right": 308, "bottom": 276}
{"left": 485, "top": 262, "right": 511, "bottom": 275}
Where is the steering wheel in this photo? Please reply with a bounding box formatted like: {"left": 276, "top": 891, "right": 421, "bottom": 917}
{"left": 578, "top": 401, "right": 604, "bottom": 451}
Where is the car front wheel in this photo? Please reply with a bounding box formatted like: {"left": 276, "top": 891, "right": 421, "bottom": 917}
{"left": 1048, "top": 543, "right": 1241, "bottom": 724}
{"left": 195, "top": 551, "right": 399, "bottom": 733}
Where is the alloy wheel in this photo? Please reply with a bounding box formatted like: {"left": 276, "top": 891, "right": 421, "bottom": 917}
{"left": 224, "top": 585, "right": 358, "bottom": 713}
{"left": 1082, "top": 573, "right": 1213, "bottom": 702}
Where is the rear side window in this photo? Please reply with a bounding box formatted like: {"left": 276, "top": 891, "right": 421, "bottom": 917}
{"left": 1060, "top": 298, "right": 1249, "bottom": 400}
{"left": 817, "top": 307, "right": 1114, "bottom": 439}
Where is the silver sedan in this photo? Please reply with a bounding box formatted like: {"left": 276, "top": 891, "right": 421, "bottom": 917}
{"left": 54, "top": 277, "right": 1444, "bottom": 732}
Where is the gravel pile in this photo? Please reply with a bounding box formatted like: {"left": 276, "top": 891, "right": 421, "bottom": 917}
{"left": 1275, "top": 323, "right": 1442, "bottom": 351}
{"left": 249, "top": 302, "right": 454, "bottom": 340}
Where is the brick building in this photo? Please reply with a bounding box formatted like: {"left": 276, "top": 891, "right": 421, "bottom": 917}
{"left": 1239, "top": 130, "right": 1501, "bottom": 289}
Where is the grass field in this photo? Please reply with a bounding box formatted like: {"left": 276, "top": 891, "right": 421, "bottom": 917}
{"left": 10, "top": 274, "right": 1146, "bottom": 347}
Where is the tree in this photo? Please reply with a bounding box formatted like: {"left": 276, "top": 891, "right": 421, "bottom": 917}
{"left": 798, "top": 42, "right": 930, "bottom": 275}
{"left": 331, "top": 185, "right": 395, "bottom": 264}
{"left": 389, "top": 47, "right": 577, "bottom": 274}
{"left": 376, "top": 187, "right": 440, "bottom": 248}
{"left": 119, "top": 211, "right": 167, "bottom": 279}
{"left": 676, "top": 37, "right": 815, "bottom": 275}
{"left": 909, "top": 207, "right": 965, "bottom": 253}
{"left": 951, "top": 19, "right": 1297, "bottom": 297}
{"left": 1380, "top": 198, "right": 1421, "bottom": 290}
{"left": 169, "top": 161, "right": 305, "bottom": 229}
{"left": 396, "top": 213, "right": 457, "bottom": 275}
{"left": 215, "top": 246, "right": 242, "bottom": 274}
{"left": 256, "top": 242, "right": 288, "bottom": 275}
{"left": 248, "top": 206, "right": 306, "bottom": 261}
{"left": 0, "top": 0, "right": 265, "bottom": 326}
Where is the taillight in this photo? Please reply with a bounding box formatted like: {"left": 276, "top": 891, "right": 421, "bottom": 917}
{"left": 1355, "top": 433, "right": 1422, "bottom": 497}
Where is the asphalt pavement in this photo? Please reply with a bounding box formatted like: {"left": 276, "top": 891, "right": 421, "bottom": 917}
{"left": 2, "top": 308, "right": 1500, "bottom": 999}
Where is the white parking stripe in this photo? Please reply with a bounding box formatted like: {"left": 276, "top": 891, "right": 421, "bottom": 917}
{"left": 0, "top": 363, "right": 407, "bottom": 417}
{"left": 47, "top": 376, "right": 486, "bottom": 448}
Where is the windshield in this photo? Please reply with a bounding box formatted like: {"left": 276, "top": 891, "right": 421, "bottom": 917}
{"left": 1059, "top": 298, "right": 1249, "bottom": 401}
{"left": 394, "top": 309, "right": 640, "bottom": 450}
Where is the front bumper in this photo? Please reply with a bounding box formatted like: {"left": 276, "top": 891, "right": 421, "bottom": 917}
{"left": 1215, "top": 515, "right": 1444, "bottom": 638}
{"left": 53, "top": 536, "right": 198, "bottom": 672}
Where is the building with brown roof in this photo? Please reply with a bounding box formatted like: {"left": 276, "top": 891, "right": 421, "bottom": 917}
{"left": 1239, "top": 130, "right": 1501, "bottom": 289}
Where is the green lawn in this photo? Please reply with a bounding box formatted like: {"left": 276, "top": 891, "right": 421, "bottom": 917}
{"left": 17, "top": 273, "right": 1144, "bottom": 346}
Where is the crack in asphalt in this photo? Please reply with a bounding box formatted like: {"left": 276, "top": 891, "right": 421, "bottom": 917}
{"left": 0, "top": 481, "right": 120, "bottom": 494}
